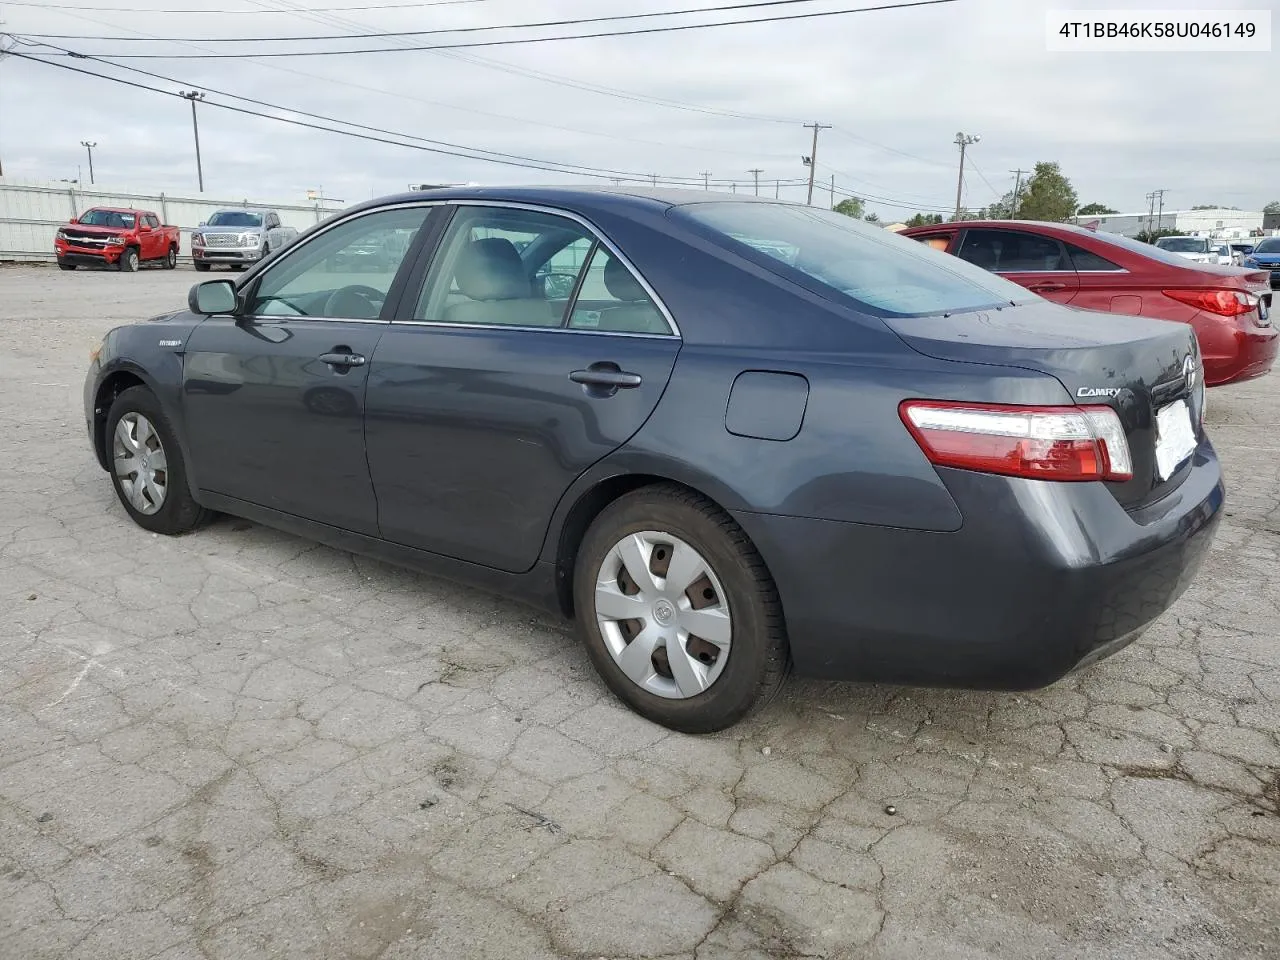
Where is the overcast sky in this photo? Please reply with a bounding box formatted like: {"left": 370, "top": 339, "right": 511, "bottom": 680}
{"left": 0, "top": 0, "right": 1275, "bottom": 218}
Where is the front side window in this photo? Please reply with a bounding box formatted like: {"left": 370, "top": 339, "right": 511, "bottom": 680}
{"left": 1252, "top": 238, "right": 1280, "bottom": 254}
{"left": 144, "top": 215, "right": 160, "bottom": 229}
{"left": 958, "top": 229, "right": 1070, "bottom": 272}
{"left": 247, "top": 206, "right": 429, "bottom": 319}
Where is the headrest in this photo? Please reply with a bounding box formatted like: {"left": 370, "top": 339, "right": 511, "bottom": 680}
{"left": 604, "top": 255, "right": 647, "bottom": 302}
{"left": 454, "top": 237, "right": 527, "bottom": 300}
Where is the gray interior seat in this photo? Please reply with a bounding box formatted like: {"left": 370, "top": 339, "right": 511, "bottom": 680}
{"left": 442, "top": 237, "right": 561, "bottom": 326}
{"left": 596, "top": 257, "right": 668, "bottom": 334}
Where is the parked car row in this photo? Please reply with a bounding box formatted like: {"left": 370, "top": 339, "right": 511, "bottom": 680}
{"left": 54, "top": 206, "right": 299, "bottom": 273}
{"left": 85, "top": 186, "right": 1225, "bottom": 732}
{"left": 900, "top": 219, "right": 1275, "bottom": 386}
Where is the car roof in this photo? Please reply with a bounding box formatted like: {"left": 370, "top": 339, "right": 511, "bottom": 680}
{"left": 343, "top": 184, "right": 790, "bottom": 219}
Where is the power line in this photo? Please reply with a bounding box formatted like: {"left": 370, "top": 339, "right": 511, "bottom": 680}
{"left": 19, "top": 0, "right": 853, "bottom": 41}
{"left": 8, "top": 48, "right": 808, "bottom": 187}
{"left": 20, "top": 0, "right": 963, "bottom": 58}
{"left": 0, "top": 0, "right": 501, "bottom": 10}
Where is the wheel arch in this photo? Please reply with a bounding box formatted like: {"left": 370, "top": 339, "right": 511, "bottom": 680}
{"left": 547, "top": 468, "right": 764, "bottom": 618}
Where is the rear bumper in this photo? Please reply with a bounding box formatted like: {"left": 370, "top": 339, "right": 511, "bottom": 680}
{"left": 1202, "top": 323, "right": 1278, "bottom": 386}
{"left": 733, "top": 441, "right": 1223, "bottom": 689}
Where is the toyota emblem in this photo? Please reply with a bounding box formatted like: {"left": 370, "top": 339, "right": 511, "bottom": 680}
{"left": 1183, "top": 354, "right": 1197, "bottom": 391}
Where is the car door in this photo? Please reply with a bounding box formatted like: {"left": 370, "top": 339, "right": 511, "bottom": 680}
{"left": 181, "top": 203, "right": 435, "bottom": 534}
{"left": 140, "top": 214, "right": 162, "bottom": 260}
{"left": 955, "top": 227, "right": 1080, "bottom": 304}
{"left": 364, "top": 203, "right": 681, "bottom": 573}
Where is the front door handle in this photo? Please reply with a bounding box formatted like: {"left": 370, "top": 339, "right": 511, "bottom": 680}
{"left": 569, "top": 368, "right": 642, "bottom": 389}
{"left": 319, "top": 351, "right": 366, "bottom": 367}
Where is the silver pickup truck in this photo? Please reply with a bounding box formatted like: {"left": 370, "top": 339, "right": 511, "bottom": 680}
{"left": 191, "top": 209, "right": 299, "bottom": 271}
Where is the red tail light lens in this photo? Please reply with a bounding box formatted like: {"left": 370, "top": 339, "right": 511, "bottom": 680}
{"left": 900, "top": 401, "right": 1133, "bottom": 482}
{"left": 1162, "top": 288, "right": 1258, "bottom": 317}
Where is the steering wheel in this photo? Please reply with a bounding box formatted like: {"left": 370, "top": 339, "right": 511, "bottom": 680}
{"left": 323, "top": 284, "right": 386, "bottom": 320}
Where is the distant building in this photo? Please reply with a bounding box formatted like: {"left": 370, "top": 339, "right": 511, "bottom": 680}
{"left": 1086, "top": 208, "right": 1263, "bottom": 238}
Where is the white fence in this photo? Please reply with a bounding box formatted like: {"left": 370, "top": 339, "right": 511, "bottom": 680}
{"left": 0, "top": 178, "right": 340, "bottom": 263}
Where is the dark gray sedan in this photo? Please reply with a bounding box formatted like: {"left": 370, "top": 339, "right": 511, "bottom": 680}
{"left": 84, "top": 187, "right": 1223, "bottom": 732}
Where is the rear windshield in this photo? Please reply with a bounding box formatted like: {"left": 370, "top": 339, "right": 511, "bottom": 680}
{"left": 673, "top": 202, "right": 1033, "bottom": 316}
{"left": 1156, "top": 237, "right": 1208, "bottom": 253}
{"left": 207, "top": 211, "right": 263, "bottom": 227}
{"left": 78, "top": 209, "right": 136, "bottom": 228}
{"left": 1092, "top": 231, "right": 1220, "bottom": 267}
{"left": 1253, "top": 238, "right": 1280, "bottom": 254}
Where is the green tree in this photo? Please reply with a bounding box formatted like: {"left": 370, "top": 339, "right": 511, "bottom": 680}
{"left": 1191, "top": 204, "right": 1240, "bottom": 210}
{"left": 864, "top": 212, "right": 880, "bottom": 223}
{"left": 1263, "top": 201, "right": 1280, "bottom": 215}
{"left": 1015, "top": 162, "right": 1078, "bottom": 222}
{"left": 1135, "top": 228, "right": 1181, "bottom": 244}
{"left": 905, "top": 212, "right": 944, "bottom": 227}
{"left": 833, "top": 197, "right": 864, "bottom": 218}
{"left": 1077, "top": 203, "right": 1118, "bottom": 216}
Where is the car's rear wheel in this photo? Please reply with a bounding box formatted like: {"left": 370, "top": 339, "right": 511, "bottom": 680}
{"left": 118, "top": 247, "right": 140, "bottom": 273}
{"left": 163, "top": 246, "right": 177, "bottom": 269}
{"left": 573, "top": 484, "right": 789, "bottom": 733}
{"left": 194, "top": 261, "right": 211, "bottom": 272}
{"left": 105, "top": 386, "right": 212, "bottom": 535}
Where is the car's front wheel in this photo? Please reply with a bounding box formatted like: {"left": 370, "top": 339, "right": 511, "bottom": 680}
{"left": 105, "top": 386, "right": 212, "bottom": 535}
{"left": 573, "top": 484, "right": 790, "bottom": 733}
{"left": 58, "top": 262, "right": 76, "bottom": 271}
{"left": 117, "top": 247, "right": 140, "bottom": 272}
{"left": 194, "top": 261, "right": 211, "bottom": 272}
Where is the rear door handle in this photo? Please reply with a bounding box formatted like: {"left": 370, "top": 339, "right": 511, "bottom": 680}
{"left": 319, "top": 351, "right": 366, "bottom": 367}
{"left": 569, "top": 368, "right": 642, "bottom": 388}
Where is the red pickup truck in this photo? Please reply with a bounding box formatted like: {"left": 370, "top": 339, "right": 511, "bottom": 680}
{"left": 55, "top": 207, "right": 181, "bottom": 272}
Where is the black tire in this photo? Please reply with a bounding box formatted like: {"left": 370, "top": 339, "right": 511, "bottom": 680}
{"left": 163, "top": 246, "right": 178, "bottom": 269}
{"left": 104, "top": 386, "right": 213, "bottom": 535}
{"left": 118, "top": 247, "right": 140, "bottom": 273}
{"left": 58, "top": 262, "right": 77, "bottom": 271}
{"left": 194, "top": 261, "right": 211, "bottom": 272}
{"left": 573, "top": 484, "right": 790, "bottom": 733}
{"left": 230, "top": 264, "right": 246, "bottom": 272}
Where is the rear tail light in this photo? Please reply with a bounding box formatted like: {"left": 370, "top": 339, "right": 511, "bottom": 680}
{"left": 1162, "top": 288, "right": 1258, "bottom": 317}
{"left": 900, "top": 401, "right": 1133, "bottom": 482}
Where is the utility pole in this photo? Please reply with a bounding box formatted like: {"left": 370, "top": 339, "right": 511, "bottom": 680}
{"left": 1009, "top": 168, "right": 1028, "bottom": 219}
{"left": 1154, "top": 188, "right": 1167, "bottom": 233}
{"left": 829, "top": 174, "right": 835, "bottom": 209}
{"left": 79, "top": 141, "right": 97, "bottom": 185}
{"left": 649, "top": 173, "right": 658, "bottom": 186}
{"left": 953, "top": 132, "right": 980, "bottom": 221}
{"left": 179, "top": 90, "right": 206, "bottom": 192}
{"left": 747, "top": 168, "right": 763, "bottom": 196}
{"left": 700, "top": 171, "right": 712, "bottom": 190}
{"left": 803, "top": 122, "right": 830, "bottom": 206}
{"left": 775, "top": 180, "right": 781, "bottom": 199}
{"left": 1145, "top": 191, "right": 1156, "bottom": 237}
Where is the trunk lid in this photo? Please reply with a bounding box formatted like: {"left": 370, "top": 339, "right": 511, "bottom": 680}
{"left": 884, "top": 300, "right": 1205, "bottom": 510}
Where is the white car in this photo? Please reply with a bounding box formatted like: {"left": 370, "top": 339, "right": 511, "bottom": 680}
{"left": 1152, "top": 235, "right": 1234, "bottom": 265}
{"left": 192, "top": 209, "right": 300, "bottom": 272}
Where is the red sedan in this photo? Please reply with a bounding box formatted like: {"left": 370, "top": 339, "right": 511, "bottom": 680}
{"left": 901, "top": 220, "right": 1276, "bottom": 386}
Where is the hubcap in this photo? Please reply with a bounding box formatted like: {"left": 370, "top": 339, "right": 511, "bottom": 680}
{"left": 112, "top": 413, "right": 167, "bottom": 515}
{"left": 594, "top": 531, "right": 732, "bottom": 700}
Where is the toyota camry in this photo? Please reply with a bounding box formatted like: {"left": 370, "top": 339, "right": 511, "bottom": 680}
{"left": 84, "top": 187, "right": 1224, "bottom": 732}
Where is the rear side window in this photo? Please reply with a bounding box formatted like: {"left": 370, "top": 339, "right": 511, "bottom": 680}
{"left": 1066, "top": 244, "right": 1123, "bottom": 271}
{"left": 674, "top": 202, "right": 1032, "bottom": 317}
{"left": 958, "top": 229, "right": 1069, "bottom": 272}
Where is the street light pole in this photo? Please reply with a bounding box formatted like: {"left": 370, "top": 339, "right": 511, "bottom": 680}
{"left": 79, "top": 141, "right": 97, "bottom": 185}
{"left": 953, "top": 132, "right": 980, "bottom": 220}
{"left": 179, "top": 90, "right": 205, "bottom": 192}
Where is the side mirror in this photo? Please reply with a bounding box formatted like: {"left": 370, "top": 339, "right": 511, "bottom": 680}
{"left": 197, "top": 221, "right": 207, "bottom": 228}
{"left": 69, "top": 216, "right": 79, "bottom": 224}
{"left": 189, "top": 279, "right": 239, "bottom": 316}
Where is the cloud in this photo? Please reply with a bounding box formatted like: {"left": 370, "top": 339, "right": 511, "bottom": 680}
{"left": 1, "top": 0, "right": 1274, "bottom": 215}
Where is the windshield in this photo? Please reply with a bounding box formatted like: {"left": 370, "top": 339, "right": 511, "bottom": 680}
{"left": 207, "top": 211, "right": 263, "bottom": 227}
{"left": 77, "top": 209, "right": 136, "bottom": 229}
{"left": 1156, "top": 237, "right": 1209, "bottom": 253}
{"left": 673, "top": 202, "right": 1033, "bottom": 317}
{"left": 1252, "top": 238, "right": 1280, "bottom": 254}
